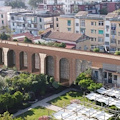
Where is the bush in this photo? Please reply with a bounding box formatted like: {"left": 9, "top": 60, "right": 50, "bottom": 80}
{"left": 0, "top": 33, "right": 10, "bottom": 40}
{"left": 24, "top": 37, "right": 32, "bottom": 43}
{"left": 87, "top": 83, "right": 103, "bottom": 91}
{"left": 114, "top": 51, "right": 120, "bottom": 55}
{"left": 13, "top": 39, "right": 18, "bottom": 42}
{"left": 52, "top": 81, "right": 59, "bottom": 89}
{"left": 93, "top": 48, "right": 100, "bottom": 52}
{"left": 79, "top": 79, "right": 93, "bottom": 89}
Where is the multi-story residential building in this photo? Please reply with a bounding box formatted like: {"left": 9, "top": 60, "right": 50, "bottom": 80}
{"left": 9, "top": 10, "right": 60, "bottom": 35}
{"left": 57, "top": 11, "right": 120, "bottom": 51}
{"left": 38, "top": 0, "right": 83, "bottom": 14}
{"left": 0, "top": 6, "right": 12, "bottom": 28}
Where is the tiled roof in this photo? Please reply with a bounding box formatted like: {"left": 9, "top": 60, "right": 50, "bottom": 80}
{"left": 47, "top": 32, "right": 82, "bottom": 42}
{"left": 12, "top": 32, "right": 41, "bottom": 42}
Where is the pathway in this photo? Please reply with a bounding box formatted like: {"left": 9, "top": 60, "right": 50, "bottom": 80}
{"left": 14, "top": 88, "right": 76, "bottom": 117}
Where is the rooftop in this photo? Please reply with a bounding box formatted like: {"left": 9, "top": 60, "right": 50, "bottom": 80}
{"left": 46, "top": 32, "right": 83, "bottom": 42}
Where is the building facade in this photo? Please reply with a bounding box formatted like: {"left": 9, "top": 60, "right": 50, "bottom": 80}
{"left": 0, "top": 6, "right": 12, "bottom": 28}
{"left": 57, "top": 11, "right": 120, "bottom": 51}
{"left": 9, "top": 10, "right": 60, "bottom": 35}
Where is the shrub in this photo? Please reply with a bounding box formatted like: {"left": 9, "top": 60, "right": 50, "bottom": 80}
{"left": 114, "top": 51, "right": 120, "bottom": 55}
{"left": 52, "top": 81, "right": 59, "bottom": 89}
{"left": 93, "top": 48, "right": 100, "bottom": 52}
{"left": 24, "top": 37, "right": 32, "bottom": 43}
{"left": 87, "top": 83, "right": 103, "bottom": 91}
{"left": 78, "top": 79, "right": 93, "bottom": 89}
{"left": 13, "top": 39, "right": 18, "bottom": 42}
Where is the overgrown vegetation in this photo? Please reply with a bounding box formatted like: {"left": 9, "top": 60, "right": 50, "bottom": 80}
{"left": 24, "top": 37, "right": 32, "bottom": 43}
{"left": 5, "top": 0, "right": 26, "bottom": 8}
{"left": 93, "top": 48, "right": 100, "bottom": 52}
{"left": 37, "top": 41, "right": 66, "bottom": 48}
{"left": 0, "top": 73, "right": 60, "bottom": 114}
{"left": 114, "top": 51, "right": 120, "bottom": 55}
{"left": 0, "top": 32, "right": 10, "bottom": 40}
{"left": 75, "top": 69, "right": 102, "bottom": 91}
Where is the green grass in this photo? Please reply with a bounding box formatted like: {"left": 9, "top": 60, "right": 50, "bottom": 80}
{"left": 17, "top": 107, "right": 54, "bottom": 120}
{"left": 48, "top": 91, "right": 93, "bottom": 107}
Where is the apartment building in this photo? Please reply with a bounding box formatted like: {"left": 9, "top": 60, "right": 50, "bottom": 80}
{"left": 38, "top": 0, "right": 83, "bottom": 14}
{"left": 0, "top": 6, "right": 12, "bottom": 28}
{"left": 57, "top": 11, "right": 120, "bottom": 51}
{"left": 9, "top": 10, "right": 60, "bottom": 35}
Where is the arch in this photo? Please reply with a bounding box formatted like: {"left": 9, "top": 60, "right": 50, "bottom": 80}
{"left": 81, "top": 60, "right": 92, "bottom": 72}
{"left": 75, "top": 59, "right": 82, "bottom": 78}
{"left": 19, "top": 51, "right": 28, "bottom": 70}
{"left": 32, "top": 53, "right": 40, "bottom": 72}
{"left": 7, "top": 50, "right": 15, "bottom": 67}
{"left": 60, "top": 58, "right": 69, "bottom": 82}
{"left": 0, "top": 48, "right": 4, "bottom": 65}
{"left": 46, "top": 56, "right": 54, "bottom": 76}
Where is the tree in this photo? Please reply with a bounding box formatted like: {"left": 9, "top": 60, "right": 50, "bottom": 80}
{"left": 5, "top": 0, "right": 26, "bottom": 9}
{"left": 87, "top": 83, "right": 103, "bottom": 91}
{"left": 100, "top": 8, "right": 108, "bottom": 15}
{"left": 29, "top": 0, "right": 43, "bottom": 8}
{"left": 79, "top": 79, "right": 93, "bottom": 89}
{"left": 0, "top": 111, "right": 13, "bottom": 120}
{"left": 0, "top": 32, "right": 10, "bottom": 40}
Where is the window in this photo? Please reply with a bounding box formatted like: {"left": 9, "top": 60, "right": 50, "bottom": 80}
{"left": 13, "top": 23, "right": 14, "bottom": 26}
{"left": 118, "top": 40, "right": 120, "bottom": 44}
{"left": 1, "top": 14, "right": 3, "bottom": 18}
{"left": 98, "top": 37, "right": 103, "bottom": 42}
{"left": 111, "top": 30, "right": 116, "bottom": 35}
{"left": 91, "top": 22, "right": 94, "bottom": 26}
{"left": 99, "top": 21, "right": 104, "bottom": 26}
{"left": 105, "top": 42, "right": 109, "bottom": 45}
{"left": 67, "top": 28, "right": 71, "bottom": 31}
{"left": 80, "top": 28, "right": 85, "bottom": 34}
{"left": 56, "top": 23, "right": 59, "bottom": 27}
{"left": 80, "top": 20, "right": 85, "bottom": 27}
{"left": 94, "top": 71, "right": 98, "bottom": 79}
{"left": 98, "top": 30, "right": 104, "bottom": 35}
{"left": 111, "top": 39, "right": 116, "bottom": 44}
{"left": 91, "top": 38, "right": 94, "bottom": 41}
{"left": 40, "top": 25, "right": 42, "bottom": 29}
{"left": 104, "top": 72, "right": 107, "bottom": 78}
{"left": 11, "top": 16, "right": 14, "bottom": 20}
{"left": 106, "top": 34, "right": 109, "bottom": 37}
{"left": 76, "top": 23, "right": 79, "bottom": 26}
{"left": 91, "top": 29, "right": 96, "bottom": 34}
{"left": 56, "top": 18, "right": 58, "bottom": 21}
{"left": 114, "top": 75, "right": 117, "bottom": 80}
{"left": 118, "top": 32, "right": 120, "bottom": 36}
{"left": 76, "top": 31, "right": 79, "bottom": 33}
{"left": 40, "top": 18, "right": 42, "bottom": 22}
{"left": 67, "top": 20, "right": 71, "bottom": 26}
{"left": 2, "top": 20, "right": 4, "bottom": 25}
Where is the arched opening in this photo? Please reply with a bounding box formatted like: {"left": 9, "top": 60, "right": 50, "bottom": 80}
{"left": 81, "top": 60, "right": 92, "bottom": 72}
{"left": 0, "top": 48, "right": 4, "bottom": 65}
{"left": 19, "top": 51, "right": 28, "bottom": 70}
{"left": 75, "top": 59, "right": 82, "bottom": 78}
{"left": 46, "top": 56, "right": 54, "bottom": 76}
{"left": 32, "top": 53, "right": 40, "bottom": 72}
{"left": 7, "top": 50, "right": 15, "bottom": 67}
{"left": 60, "top": 58, "right": 69, "bottom": 83}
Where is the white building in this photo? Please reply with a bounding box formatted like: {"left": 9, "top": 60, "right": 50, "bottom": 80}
{"left": 0, "top": 6, "right": 12, "bottom": 28}
{"left": 41, "top": 0, "right": 83, "bottom": 14}
{"left": 9, "top": 10, "right": 60, "bottom": 35}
